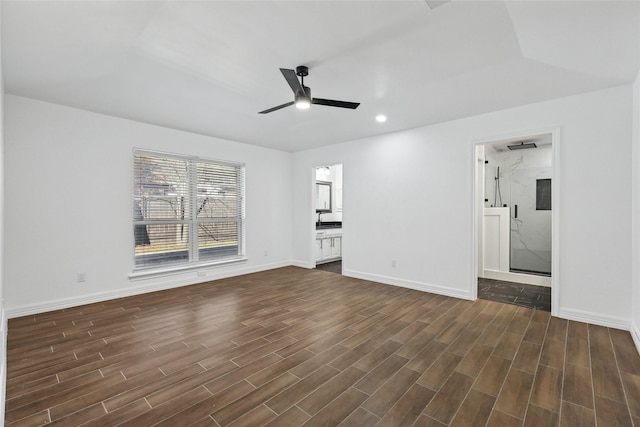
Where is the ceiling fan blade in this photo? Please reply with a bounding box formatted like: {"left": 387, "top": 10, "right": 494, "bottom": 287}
{"left": 280, "top": 68, "right": 305, "bottom": 96}
{"left": 312, "top": 98, "right": 360, "bottom": 109}
{"left": 258, "top": 101, "right": 294, "bottom": 114}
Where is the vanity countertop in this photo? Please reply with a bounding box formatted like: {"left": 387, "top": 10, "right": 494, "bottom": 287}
{"left": 316, "top": 221, "right": 342, "bottom": 230}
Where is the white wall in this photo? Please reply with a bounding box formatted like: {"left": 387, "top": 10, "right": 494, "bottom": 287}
{"left": 293, "top": 85, "right": 633, "bottom": 329}
{"left": 4, "top": 95, "right": 293, "bottom": 316}
{"left": 632, "top": 69, "right": 640, "bottom": 351}
{"left": 0, "top": 3, "right": 7, "bottom": 423}
{"left": 3, "top": 84, "right": 636, "bottom": 335}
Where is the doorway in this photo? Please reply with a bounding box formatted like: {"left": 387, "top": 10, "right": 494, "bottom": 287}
{"left": 474, "top": 132, "right": 559, "bottom": 313}
{"left": 314, "top": 164, "right": 343, "bottom": 274}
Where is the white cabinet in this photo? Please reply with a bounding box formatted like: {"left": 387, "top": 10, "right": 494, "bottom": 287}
{"left": 321, "top": 238, "right": 332, "bottom": 259}
{"left": 315, "top": 239, "right": 322, "bottom": 262}
{"left": 316, "top": 232, "right": 342, "bottom": 264}
{"left": 483, "top": 207, "right": 509, "bottom": 273}
{"left": 331, "top": 236, "right": 341, "bottom": 258}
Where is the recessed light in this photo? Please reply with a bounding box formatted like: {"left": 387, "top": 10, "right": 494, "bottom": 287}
{"left": 375, "top": 114, "right": 387, "bottom": 123}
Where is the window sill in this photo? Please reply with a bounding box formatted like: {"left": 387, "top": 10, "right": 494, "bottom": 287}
{"left": 129, "top": 257, "right": 248, "bottom": 281}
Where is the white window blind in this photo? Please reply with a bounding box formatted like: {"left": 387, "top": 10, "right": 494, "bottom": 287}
{"left": 133, "top": 150, "right": 245, "bottom": 270}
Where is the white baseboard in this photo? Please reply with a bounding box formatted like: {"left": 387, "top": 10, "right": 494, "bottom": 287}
{"left": 290, "top": 259, "right": 315, "bottom": 269}
{"left": 557, "top": 307, "right": 630, "bottom": 331}
{"left": 631, "top": 320, "right": 640, "bottom": 356}
{"left": 343, "top": 269, "right": 472, "bottom": 301}
{"left": 6, "top": 261, "right": 292, "bottom": 318}
{"left": 482, "top": 269, "right": 551, "bottom": 287}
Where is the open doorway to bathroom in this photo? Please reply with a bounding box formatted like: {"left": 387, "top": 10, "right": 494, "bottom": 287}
{"left": 476, "top": 133, "right": 555, "bottom": 312}
{"left": 314, "top": 164, "right": 343, "bottom": 275}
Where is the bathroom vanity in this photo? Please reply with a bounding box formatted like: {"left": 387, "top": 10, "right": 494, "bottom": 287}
{"left": 315, "top": 222, "right": 341, "bottom": 263}
{"left": 315, "top": 165, "right": 343, "bottom": 265}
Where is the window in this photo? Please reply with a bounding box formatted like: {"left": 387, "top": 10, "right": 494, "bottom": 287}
{"left": 133, "top": 150, "right": 245, "bottom": 271}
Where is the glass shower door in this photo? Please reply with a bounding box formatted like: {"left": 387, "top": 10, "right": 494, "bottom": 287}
{"left": 509, "top": 165, "right": 552, "bottom": 275}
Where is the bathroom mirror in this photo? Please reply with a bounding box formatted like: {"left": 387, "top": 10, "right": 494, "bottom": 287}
{"left": 316, "top": 181, "right": 332, "bottom": 213}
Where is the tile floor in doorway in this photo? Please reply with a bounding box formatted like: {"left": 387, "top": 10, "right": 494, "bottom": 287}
{"left": 315, "top": 260, "right": 342, "bottom": 274}
{"left": 478, "top": 277, "right": 551, "bottom": 312}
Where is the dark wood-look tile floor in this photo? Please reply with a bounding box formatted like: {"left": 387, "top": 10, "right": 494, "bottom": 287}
{"left": 5, "top": 266, "right": 640, "bottom": 426}
{"left": 478, "top": 278, "right": 551, "bottom": 312}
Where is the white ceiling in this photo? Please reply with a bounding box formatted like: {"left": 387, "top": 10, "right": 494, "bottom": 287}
{"left": 3, "top": 1, "right": 639, "bottom": 152}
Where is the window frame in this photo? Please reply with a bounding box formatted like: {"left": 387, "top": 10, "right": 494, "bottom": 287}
{"left": 131, "top": 149, "right": 246, "bottom": 277}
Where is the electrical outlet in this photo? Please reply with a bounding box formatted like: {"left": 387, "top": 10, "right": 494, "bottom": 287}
{"left": 77, "top": 273, "right": 86, "bottom": 282}
{"left": 391, "top": 260, "right": 397, "bottom": 267}
{"left": 197, "top": 271, "right": 206, "bottom": 277}
{"left": 264, "top": 250, "right": 269, "bottom": 257}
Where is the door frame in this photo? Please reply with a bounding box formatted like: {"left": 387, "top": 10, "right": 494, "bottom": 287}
{"left": 310, "top": 163, "right": 344, "bottom": 269}
{"left": 471, "top": 128, "right": 560, "bottom": 316}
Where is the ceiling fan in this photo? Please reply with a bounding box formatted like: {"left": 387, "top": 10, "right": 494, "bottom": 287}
{"left": 259, "top": 66, "right": 360, "bottom": 114}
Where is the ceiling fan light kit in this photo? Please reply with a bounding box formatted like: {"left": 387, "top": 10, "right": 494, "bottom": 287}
{"left": 295, "top": 85, "right": 311, "bottom": 109}
{"left": 295, "top": 98, "right": 311, "bottom": 109}
{"left": 259, "top": 65, "right": 360, "bottom": 114}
